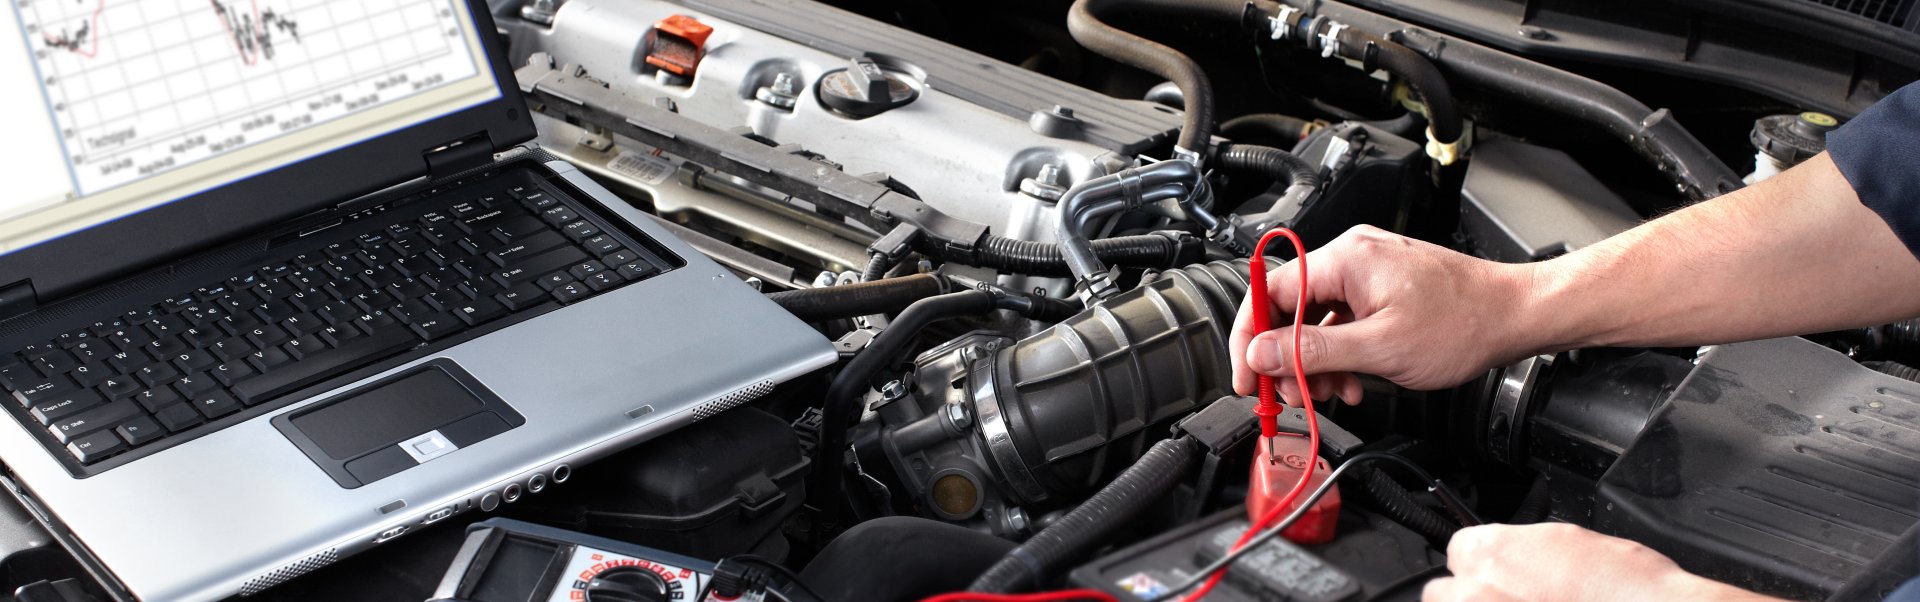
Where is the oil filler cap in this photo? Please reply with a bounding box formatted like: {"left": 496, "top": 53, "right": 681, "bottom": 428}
{"left": 817, "top": 56, "right": 918, "bottom": 118}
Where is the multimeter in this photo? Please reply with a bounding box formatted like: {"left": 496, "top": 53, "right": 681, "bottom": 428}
{"left": 429, "top": 518, "right": 764, "bottom": 602}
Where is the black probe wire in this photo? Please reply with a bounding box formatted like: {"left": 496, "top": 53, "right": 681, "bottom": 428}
{"left": 1142, "top": 452, "right": 1481, "bottom": 602}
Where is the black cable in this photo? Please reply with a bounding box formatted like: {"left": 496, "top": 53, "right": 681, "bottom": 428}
{"left": 1142, "top": 451, "right": 1479, "bottom": 602}
{"left": 711, "top": 555, "right": 827, "bottom": 602}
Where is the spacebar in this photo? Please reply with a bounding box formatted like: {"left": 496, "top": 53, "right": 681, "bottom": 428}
{"left": 231, "top": 330, "right": 419, "bottom": 404}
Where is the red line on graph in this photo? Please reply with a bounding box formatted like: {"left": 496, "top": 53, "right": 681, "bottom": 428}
{"left": 43, "top": 0, "right": 104, "bottom": 59}
{"left": 212, "top": 0, "right": 265, "bottom": 66}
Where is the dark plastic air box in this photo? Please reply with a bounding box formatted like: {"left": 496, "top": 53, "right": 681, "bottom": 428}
{"left": 505, "top": 407, "right": 809, "bottom": 561}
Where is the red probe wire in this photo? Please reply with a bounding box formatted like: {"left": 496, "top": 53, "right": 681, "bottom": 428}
{"left": 918, "top": 589, "right": 1119, "bottom": 602}
{"left": 919, "top": 229, "right": 1317, "bottom": 602}
{"left": 1181, "top": 228, "right": 1320, "bottom": 602}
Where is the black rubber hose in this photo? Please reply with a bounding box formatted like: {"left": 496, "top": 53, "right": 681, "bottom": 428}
{"left": 1354, "top": 466, "right": 1459, "bottom": 544}
{"left": 1337, "top": 28, "right": 1463, "bottom": 145}
{"left": 1509, "top": 475, "right": 1551, "bottom": 524}
{"left": 765, "top": 274, "right": 949, "bottom": 323}
{"left": 970, "top": 436, "right": 1204, "bottom": 593}
{"left": 813, "top": 290, "right": 999, "bottom": 529}
{"left": 1867, "top": 361, "right": 1920, "bottom": 384}
{"left": 1221, "top": 113, "right": 1317, "bottom": 142}
{"left": 1217, "top": 143, "right": 1320, "bottom": 190}
{"left": 1068, "top": 0, "right": 1215, "bottom": 155}
{"left": 1374, "top": 25, "right": 1741, "bottom": 200}
{"left": 971, "top": 233, "right": 1193, "bottom": 278}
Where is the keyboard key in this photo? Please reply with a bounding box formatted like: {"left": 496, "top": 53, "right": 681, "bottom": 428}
{"left": 216, "top": 312, "right": 262, "bottom": 336}
{"left": 317, "top": 325, "right": 364, "bottom": 347}
{"left": 581, "top": 236, "right": 622, "bottom": 257}
{"left": 245, "top": 347, "right": 293, "bottom": 373}
{"left": 356, "top": 232, "right": 389, "bottom": 249}
{"left": 388, "top": 277, "right": 432, "bottom": 299}
{"left": 353, "top": 309, "right": 398, "bottom": 333}
{"left": 585, "top": 271, "right": 625, "bottom": 292}
{"left": 133, "top": 387, "right": 184, "bottom": 412}
{"left": 115, "top": 416, "right": 165, "bottom": 447}
{"left": 616, "top": 261, "right": 657, "bottom": 280}
{"left": 98, "top": 375, "right": 141, "bottom": 398}
{"left": 560, "top": 220, "right": 601, "bottom": 241}
{"left": 106, "top": 350, "right": 152, "bottom": 374}
{"left": 458, "top": 278, "right": 501, "bottom": 300}
{"left": 254, "top": 300, "right": 300, "bottom": 323}
{"left": 352, "top": 290, "right": 397, "bottom": 313}
{"left": 143, "top": 337, "right": 189, "bottom": 361}
{"left": 68, "top": 362, "right": 110, "bottom": 387}
{"left": 209, "top": 361, "right": 256, "bottom": 387}
{"left": 491, "top": 247, "right": 589, "bottom": 288}
{"left": 568, "top": 260, "right": 608, "bottom": 279}
{"left": 494, "top": 283, "right": 546, "bottom": 311}
{"left": 281, "top": 313, "right": 324, "bottom": 337}
{"left": 605, "top": 250, "right": 639, "bottom": 265}
{"left": 152, "top": 403, "right": 204, "bottom": 433}
{"left": 146, "top": 314, "right": 189, "bottom": 338}
{"left": 536, "top": 272, "right": 574, "bottom": 292}
{"left": 287, "top": 289, "right": 327, "bottom": 311}
{"left": 172, "top": 373, "right": 217, "bottom": 398}
{"left": 553, "top": 282, "right": 590, "bottom": 303}
{"left": 539, "top": 206, "right": 578, "bottom": 225}
{"left": 32, "top": 350, "right": 77, "bottom": 377}
{"left": 49, "top": 400, "right": 140, "bottom": 444}
{"left": 282, "top": 335, "right": 323, "bottom": 360}
{"left": 408, "top": 313, "right": 465, "bottom": 341}
{"left": 209, "top": 338, "right": 254, "bottom": 363}
{"left": 485, "top": 231, "right": 567, "bottom": 266}
{"left": 188, "top": 391, "right": 242, "bottom": 419}
{"left": 317, "top": 302, "right": 358, "bottom": 325}
{"left": 182, "top": 326, "right": 222, "bottom": 348}
{"left": 171, "top": 349, "right": 217, "bottom": 372}
{"left": 450, "top": 298, "right": 506, "bottom": 326}
{"left": 230, "top": 328, "right": 416, "bottom": 404}
{"left": 53, "top": 329, "right": 95, "bottom": 348}
{"left": 67, "top": 430, "right": 127, "bottom": 463}
{"left": 135, "top": 364, "right": 179, "bottom": 388}
{"left": 0, "top": 363, "right": 37, "bottom": 389}
{"left": 67, "top": 341, "right": 109, "bottom": 362}
{"left": 292, "top": 253, "right": 327, "bottom": 269}
{"left": 492, "top": 216, "right": 549, "bottom": 240}
{"left": 245, "top": 324, "right": 291, "bottom": 348}
{"left": 15, "top": 375, "right": 77, "bottom": 405}
{"left": 29, "top": 390, "right": 105, "bottom": 425}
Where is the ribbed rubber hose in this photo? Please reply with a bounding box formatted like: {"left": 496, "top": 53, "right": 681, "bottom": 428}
{"left": 973, "top": 234, "right": 1189, "bottom": 278}
{"left": 1868, "top": 361, "right": 1920, "bottom": 384}
{"left": 1217, "top": 143, "right": 1319, "bottom": 190}
{"left": 1355, "top": 466, "right": 1459, "bottom": 544}
{"left": 765, "top": 274, "right": 948, "bottom": 323}
{"left": 813, "top": 291, "right": 999, "bottom": 529}
{"left": 1068, "top": 0, "right": 1215, "bottom": 155}
{"left": 969, "top": 436, "right": 1204, "bottom": 593}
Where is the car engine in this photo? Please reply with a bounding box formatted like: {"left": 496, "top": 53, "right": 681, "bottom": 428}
{"left": 13, "top": 0, "right": 1919, "bottom": 600}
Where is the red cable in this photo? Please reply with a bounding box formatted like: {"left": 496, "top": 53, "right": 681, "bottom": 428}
{"left": 1181, "top": 228, "right": 1319, "bottom": 602}
{"left": 918, "top": 589, "right": 1120, "bottom": 602}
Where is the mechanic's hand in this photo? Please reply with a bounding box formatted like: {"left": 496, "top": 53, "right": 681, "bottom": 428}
{"left": 1229, "top": 225, "right": 1539, "bottom": 405}
{"left": 1423, "top": 523, "right": 1784, "bottom": 602}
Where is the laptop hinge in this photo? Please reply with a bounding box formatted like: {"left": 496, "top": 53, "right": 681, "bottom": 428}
{"left": 0, "top": 280, "right": 36, "bottom": 322}
{"left": 424, "top": 132, "right": 496, "bottom": 180}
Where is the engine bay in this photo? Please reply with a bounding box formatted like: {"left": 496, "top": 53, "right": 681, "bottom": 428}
{"left": 9, "top": 0, "right": 1920, "bottom": 599}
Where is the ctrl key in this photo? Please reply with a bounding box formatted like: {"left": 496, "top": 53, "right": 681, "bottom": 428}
{"left": 67, "top": 430, "right": 127, "bottom": 463}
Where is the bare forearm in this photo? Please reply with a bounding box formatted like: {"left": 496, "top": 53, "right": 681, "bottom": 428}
{"left": 1516, "top": 153, "right": 1920, "bottom": 353}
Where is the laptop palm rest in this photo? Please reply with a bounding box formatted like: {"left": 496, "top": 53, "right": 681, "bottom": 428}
{"left": 272, "top": 359, "right": 525, "bottom": 488}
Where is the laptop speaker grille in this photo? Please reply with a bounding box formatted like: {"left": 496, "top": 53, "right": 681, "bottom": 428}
{"left": 238, "top": 548, "right": 337, "bottom": 596}
{"left": 693, "top": 380, "right": 774, "bottom": 420}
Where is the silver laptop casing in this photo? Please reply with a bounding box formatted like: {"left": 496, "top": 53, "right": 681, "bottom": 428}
{"left": 0, "top": 158, "right": 836, "bottom": 601}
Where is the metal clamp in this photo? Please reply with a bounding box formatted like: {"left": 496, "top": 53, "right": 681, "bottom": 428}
{"left": 1320, "top": 21, "right": 1350, "bottom": 59}
{"left": 1270, "top": 5, "right": 1300, "bottom": 41}
{"left": 1172, "top": 145, "right": 1202, "bottom": 167}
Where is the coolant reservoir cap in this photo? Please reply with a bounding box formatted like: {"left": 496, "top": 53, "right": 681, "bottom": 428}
{"left": 817, "top": 56, "right": 918, "bottom": 118}
{"left": 1750, "top": 112, "right": 1839, "bottom": 165}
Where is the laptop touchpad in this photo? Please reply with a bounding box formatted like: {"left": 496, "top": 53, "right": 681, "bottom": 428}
{"left": 273, "top": 359, "right": 525, "bottom": 488}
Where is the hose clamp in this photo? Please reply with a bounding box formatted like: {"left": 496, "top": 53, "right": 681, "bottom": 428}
{"left": 1269, "top": 5, "right": 1300, "bottom": 40}
{"left": 1172, "top": 145, "right": 1202, "bottom": 166}
{"left": 1117, "top": 169, "right": 1147, "bottom": 206}
{"left": 1320, "top": 21, "right": 1349, "bottom": 59}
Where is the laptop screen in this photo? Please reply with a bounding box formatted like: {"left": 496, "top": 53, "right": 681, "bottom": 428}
{"left": 0, "top": 0, "right": 501, "bottom": 256}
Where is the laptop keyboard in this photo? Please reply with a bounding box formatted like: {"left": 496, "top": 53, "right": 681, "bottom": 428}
{"left": 0, "top": 176, "right": 672, "bottom": 471}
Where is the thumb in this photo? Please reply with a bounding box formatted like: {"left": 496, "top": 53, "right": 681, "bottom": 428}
{"left": 1246, "top": 322, "right": 1380, "bottom": 377}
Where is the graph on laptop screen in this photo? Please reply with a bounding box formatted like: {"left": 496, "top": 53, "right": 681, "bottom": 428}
{"left": 0, "top": 0, "right": 501, "bottom": 252}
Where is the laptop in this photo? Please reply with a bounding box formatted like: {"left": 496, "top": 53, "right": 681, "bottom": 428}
{"left": 0, "top": 0, "right": 834, "bottom": 599}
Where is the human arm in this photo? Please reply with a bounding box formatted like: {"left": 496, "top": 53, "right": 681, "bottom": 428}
{"left": 1420, "top": 523, "right": 1785, "bottom": 602}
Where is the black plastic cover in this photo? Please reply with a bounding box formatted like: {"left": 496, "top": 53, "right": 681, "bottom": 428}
{"left": 1595, "top": 337, "right": 1920, "bottom": 599}
{"left": 504, "top": 407, "right": 807, "bottom": 560}
{"left": 1460, "top": 140, "right": 1641, "bottom": 263}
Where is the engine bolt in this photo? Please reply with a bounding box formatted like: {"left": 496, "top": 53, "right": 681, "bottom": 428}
{"left": 946, "top": 402, "right": 972, "bottom": 429}
{"left": 1006, "top": 506, "right": 1031, "bottom": 534}
{"left": 881, "top": 380, "right": 908, "bottom": 401}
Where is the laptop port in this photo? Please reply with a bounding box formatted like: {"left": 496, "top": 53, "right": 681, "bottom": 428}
{"left": 503, "top": 484, "right": 523, "bottom": 503}
{"left": 528, "top": 474, "right": 548, "bottom": 494}
{"left": 552, "top": 464, "right": 572, "bottom": 483}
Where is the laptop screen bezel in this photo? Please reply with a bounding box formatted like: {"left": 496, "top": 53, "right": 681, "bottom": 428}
{"left": 0, "top": 0, "right": 535, "bottom": 306}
